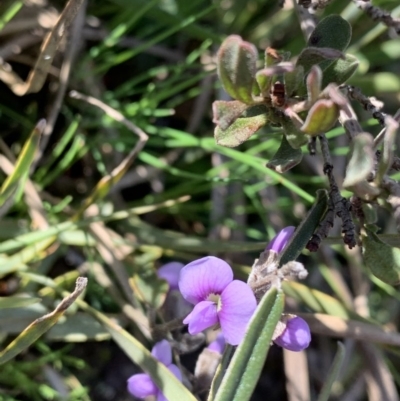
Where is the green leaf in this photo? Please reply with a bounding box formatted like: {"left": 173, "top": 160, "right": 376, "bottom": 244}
{"left": 301, "top": 99, "right": 339, "bottom": 136}
{"left": 0, "top": 296, "right": 40, "bottom": 309}
{"left": 0, "top": 277, "right": 87, "bottom": 364}
{"left": 321, "top": 54, "right": 359, "bottom": 88}
{"left": 280, "top": 189, "right": 329, "bottom": 266}
{"left": 296, "top": 47, "right": 345, "bottom": 76}
{"left": 317, "top": 342, "right": 346, "bottom": 401}
{"left": 212, "top": 289, "right": 285, "bottom": 401}
{"left": 0, "top": 119, "right": 44, "bottom": 207}
{"left": 362, "top": 227, "right": 400, "bottom": 285}
{"left": 214, "top": 114, "right": 268, "bottom": 147}
{"left": 266, "top": 135, "right": 303, "bottom": 173}
{"left": 281, "top": 115, "right": 309, "bottom": 149}
{"left": 343, "top": 133, "right": 374, "bottom": 187}
{"left": 217, "top": 35, "right": 258, "bottom": 104}
{"left": 307, "top": 15, "right": 352, "bottom": 68}
{"left": 212, "top": 100, "right": 250, "bottom": 131}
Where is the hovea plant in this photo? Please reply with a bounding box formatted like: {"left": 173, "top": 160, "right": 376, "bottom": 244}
{"left": 213, "top": 13, "right": 400, "bottom": 286}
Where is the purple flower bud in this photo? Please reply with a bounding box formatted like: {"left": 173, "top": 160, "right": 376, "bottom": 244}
{"left": 207, "top": 332, "right": 226, "bottom": 354}
{"left": 127, "top": 340, "right": 182, "bottom": 399}
{"left": 265, "top": 226, "right": 295, "bottom": 253}
{"left": 158, "top": 262, "right": 185, "bottom": 291}
{"left": 274, "top": 316, "right": 311, "bottom": 352}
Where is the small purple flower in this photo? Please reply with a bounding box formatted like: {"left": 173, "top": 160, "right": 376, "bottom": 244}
{"left": 274, "top": 316, "right": 311, "bottom": 352}
{"left": 179, "top": 256, "right": 257, "bottom": 346}
{"left": 127, "top": 340, "right": 182, "bottom": 401}
{"left": 158, "top": 262, "right": 185, "bottom": 291}
{"left": 207, "top": 332, "right": 226, "bottom": 354}
{"left": 266, "top": 226, "right": 295, "bottom": 253}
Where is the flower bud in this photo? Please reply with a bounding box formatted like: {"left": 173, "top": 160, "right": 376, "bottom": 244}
{"left": 274, "top": 316, "right": 311, "bottom": 352}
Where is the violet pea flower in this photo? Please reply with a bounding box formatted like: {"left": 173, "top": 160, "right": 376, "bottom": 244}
{"left": 266, "top": 226, "right": 295, "bottom": 253}
{"left": 179, "top": 256, "right": 257, "bottom": 346}
{"left": 274, "top": 316, "right": 311, "bottom": 352}
{"left": 127, "top": 340, "right": 181, "bottom": 401}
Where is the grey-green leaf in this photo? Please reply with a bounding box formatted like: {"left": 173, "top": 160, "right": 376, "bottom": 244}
{"left": 212, "top": 288, "right": 285, "bottom": 401}
{"left": 281, "top": 115, "right": 309, "bottom": 149}
{"left": 343, "top": 133, "right": 374, "bottom": 188}
{"left": 217, "top": 35, "right": 258, "bottom": 104}
{"left": 321, "top": 54, "right": 359, "bottom": 88}
{"left": 362, "top": 226, "right": 400, "bottom": 285}
{"left": 212, "top": 100, "right": 250, "bottom": 131}
{"left": 266, "top": 135, "right": 303, "bottom": 173}
{"left": 307, "top": 15, "right": 352, "bottom": 52}
{"left": 215, "top": 114, "right": 268, "bottom": 147}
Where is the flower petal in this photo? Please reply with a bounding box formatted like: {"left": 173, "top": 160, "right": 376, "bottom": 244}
{"left": 179, "top": 257, "right": 233, "bottom": 304}
{"left": 158, "top": 262, "right": 185, "bottom": 291}
{"left": 127, "top": 373, "right": 157, "bottom": 398}
{"left": 156, "top": 364, "right": 182, "bottom": 401}
{"left": 207, "top": 332, "right": 226, "bottom": 354}
{"left": 265, "top": 226, "right": 296, "bottom": 253}
{"left": 274, "top": 316, "right": 311, "bottom": 352}
{"left": 152, "top": 340, "right": 172, "bottom": 366}
{"left": 183, "top": 301, "right": 218, "bottom": 334}
{"left": 218, "top": 280, "right": 257, "bottom": 345}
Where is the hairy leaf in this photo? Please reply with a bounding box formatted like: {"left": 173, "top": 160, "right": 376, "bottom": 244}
{"left": 301, "top": 99, "right": 339, "bottom": 136}
{"left": 266, "top": 135, "right": 303, "bottom": 173}
{"left": 343, "top": 133, "right": 375, "bottom": 187}
{"left": 362, "top": 227, "right": 400, "bottom": 285}
{"left": 214, "top": 114, "right": 268, "bottom": 147}
{"left": 217, "top": 35, "right": 258, "bottom": 104}
{"left": 322, "top": 54, "right": 359, "bottom": 88}
{"left": 212, "top": 100, "right": 250, "bottom": 131}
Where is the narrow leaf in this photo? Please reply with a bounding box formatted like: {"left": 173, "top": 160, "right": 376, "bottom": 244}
{"left": 215, "top": 114, "right": 268, "bottom": 147}
{"left": 0, "top": 277, "right": 87, "bottom": 364}
{"left": 213, "top": 289, "right": 285, "bottom": 401}
{"left": 217, "top": 35, "right": 258, "bottom": 104}
{"left": 280, "top": 189, "right": 329, "bottom": 266}
{"left": 266, "top": 135, "right": 303, "bottom": 173}
{"left": 0, "top": 119, "right": 44, "bottom": 207}
{"left": 0, "top": 296, "right": 40, "bottom": 309}
{"left": 317, "top": 342, "right": 345, "bottom": 401}
{"left": 301, "top": 99, "right": 339, "bottom": 136}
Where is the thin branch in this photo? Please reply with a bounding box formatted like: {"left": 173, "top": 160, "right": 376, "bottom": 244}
{"left": 352, "top": 0, "right": 400, "bottom": 34}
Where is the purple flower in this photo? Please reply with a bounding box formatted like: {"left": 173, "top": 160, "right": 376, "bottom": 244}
{"left": 179, "top": 256, "right": 257, "bottom": 345}
{"left": 158, "top": 262, "right": 185, "bottom": 291}
{"left": 266, "top": 226, "right": 295, "bottom": 253}
{"left": 127, "top": 340, "right": 182, "bottom": 401}
{"left": 274, "top": 316, "right": 311, "bottom": 352}
{"left": 207, "top": 332, "right": 226, "bottom": 354}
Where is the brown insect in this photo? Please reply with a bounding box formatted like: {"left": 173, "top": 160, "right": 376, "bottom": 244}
{"left": 271, "top": 81, "right": 286, "bottom": 107}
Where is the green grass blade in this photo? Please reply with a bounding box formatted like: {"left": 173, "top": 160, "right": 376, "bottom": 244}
{"left": 0, "top": 119, "right": 44, "bottom": 207}
{"left": 0, "top": 277, "right": 87, "bottom": 364}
